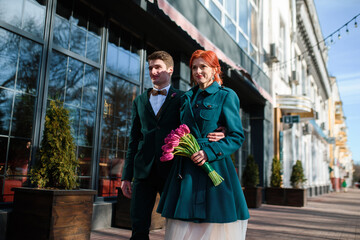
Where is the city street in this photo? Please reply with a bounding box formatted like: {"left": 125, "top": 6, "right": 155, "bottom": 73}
{"left": 91, "top": 188, "right": 360, "bottom": 239}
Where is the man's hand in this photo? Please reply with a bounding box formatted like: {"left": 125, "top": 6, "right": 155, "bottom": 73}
{"left": 121, "top": 180, "right": 132, "bottom": 199}
{"left": 191, "top": 150, "right": 208, "bottom": 166}
{"left": 207, "top": 126, "right": 226, "bottom": 142}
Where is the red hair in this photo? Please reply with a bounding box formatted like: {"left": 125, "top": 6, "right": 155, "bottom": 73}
{"left": 189, "top": 50, "right": 223, "bottom": 85}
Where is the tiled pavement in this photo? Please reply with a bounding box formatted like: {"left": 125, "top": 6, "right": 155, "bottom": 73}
{"left": 91, "top": 188, "right": 360, "bottom": 240}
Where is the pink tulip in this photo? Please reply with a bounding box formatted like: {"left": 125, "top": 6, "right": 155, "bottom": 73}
{"left": 161, "top": 143, "right": 174, "bottom": 153}
{"left": 175, "top": 127, "right": 186, "bottom": 138}
{"left": 165, "top": 134, "right": 180, "bottom": 147}
{"left": 170, "top": 130, "right": 181, "bottom": 139}
{"left": 179, "top": 124, "right": 190, "bottom": 134}
{"left": 160, "top": 152, "right": 174, "bottom": 162}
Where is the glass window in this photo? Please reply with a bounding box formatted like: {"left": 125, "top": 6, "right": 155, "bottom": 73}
{"left": 78, "top": 146, "right": 92, "bottom": 176}
{"left": 0, "top": 137, "right": 8, "bottom": 175}
{"left": 11, "top": 93, "right": 36, "bottom": 138}
{"left": 53, "top": 0, "right": 102, "bottom": 62}
{"left": 53, "top": 0, "right": 72, "bottom": 49}
{"left": 210, "top": 1, "right": 222, "bottom": 22}
{"left": 0, "top": 29, "right": 21, "bottom": 90}
{"left": 225, "top": 0, "right": 236, "bottom": 20}
{"left": 83, "top": 65, "right": 99, "bottom": 110}
{"left": 0, "top": 176, "right": 26, "bottom": 202}
{"left": 238, "top": 31, "right": 248, "bottom": 52}
{"left": 100, "top": 74, "right": 139, "bottom": 197}
{"left": 250, "top": 3, "right": 258, "bottom": 47}
{"left": 66, "top": 57, "right": 84, "bottom": 108}
{"left": 7, "top": 138, "right": 32, "bottom": 176}
{"left": 225, "top": 16, "right": 236, "bottom": 40}
{"left": 106, "top": 27, "right": 141, "bottom": 82}
{"left": 48, "top": 51, "right": 68, "bottom": 101}
{"left": 17, "top": 38, "right": 42, "bottom": 94}
{"left": 0, "top": 0, "right": 47, "bottom": 38}
{"left": 0, "top": 89, "right": 13, "bottom": 136}
{"left": 238, "top": 0, "right": 248, "bottom": 34}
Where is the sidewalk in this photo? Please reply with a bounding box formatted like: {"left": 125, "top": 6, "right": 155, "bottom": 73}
{"left": 91, "top": 188, "right": 360, "bottom": 240}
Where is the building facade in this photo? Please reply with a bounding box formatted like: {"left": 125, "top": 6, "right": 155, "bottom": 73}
{"left": 267, "top": 0, "right": 335, "bottom": 194}
{"left": 0, "top": 0, "right": 273, "bottom": 231}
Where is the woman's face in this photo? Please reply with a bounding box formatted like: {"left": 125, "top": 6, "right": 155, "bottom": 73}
{"left": 192, "top": 57, "right": 214, "bottom": 89}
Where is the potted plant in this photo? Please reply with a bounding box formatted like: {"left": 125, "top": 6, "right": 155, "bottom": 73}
{"left": 8, "top": 100, "right": 96, "bottom": 240}
{"left": 242, "top": 155, "right": 262, "bottom": 208}
{"left": 287, "top": 160, "right": 307, "bottom": 207}
{"left": 265, "top": 157, "right": 285, "bottom": 205}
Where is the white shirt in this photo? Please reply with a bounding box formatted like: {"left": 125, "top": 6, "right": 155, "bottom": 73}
{"left": 149, "top": 85, "right": 171, "bottom": 115}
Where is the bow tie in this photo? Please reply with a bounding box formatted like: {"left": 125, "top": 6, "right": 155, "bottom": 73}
{"left": 151, "top": 89, "right": 167, "bottom": 96}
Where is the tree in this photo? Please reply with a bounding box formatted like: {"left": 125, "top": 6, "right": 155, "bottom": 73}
{"left": 30, "top": 100, "right": 79, "bottom": 189}
{"left": 270, "top": 157, "right": 282, "bottom": 187}
{"left": 290, "top": 160, "right": 306, "bottom": 189}
{"left": 242, "top": 155, "right": 259, "bottom": 187}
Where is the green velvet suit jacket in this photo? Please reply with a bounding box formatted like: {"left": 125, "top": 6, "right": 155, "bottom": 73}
{"left": 122, "top": 86, "right": 184, "bottom": 182}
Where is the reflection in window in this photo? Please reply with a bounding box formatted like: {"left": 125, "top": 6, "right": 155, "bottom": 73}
{"left": 53, "top": 0, "right": 102, "bottom": 62}
{"left": 0, "top": 0, "right": 46, "bottom": 38}
{"left": 48, "top": 51, "right": 99, "bottom": 111}
{"left": 0, "top": 137, "right": 8, "bottom": 175}
{"left": 106, "top": 28, "right": 141, "bottom": 82}
{"left": 0, "top": 29, "right": 20, "bottom": 90}
{"left": 0, "top": 89, "right": 13, "bottom": 136}
{"left": 17, "top": 38, "right": 42, "bottom": 94}
{"left": 7, "top": 138, "right": 32, "bottom": 176}
{"left": 11, "top": 93, "right": 35, "bottom": 138}
{"left": 48, "top": 52, "right": 67, "bottom": 101}
{"left": 99, "top": 74, "right": 139, "bottom": 197}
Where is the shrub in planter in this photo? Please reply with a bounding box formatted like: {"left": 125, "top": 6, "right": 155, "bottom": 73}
{"left": 242, "top": 155, "right": 262, "bottom": 208}
{"left": 8, "top": 101, "right": 95, "bottom": 240}
{"left": 243, "top": 155, "right": 259, "bottom": 187}
{"left": 290, "top": 160, "right": 306, "bottom": 189}
{"left": 30, "top": 100, "right": 79, "bottom": 189}
{"left": 270, "top": 157, "right": 282, "bottom": 187}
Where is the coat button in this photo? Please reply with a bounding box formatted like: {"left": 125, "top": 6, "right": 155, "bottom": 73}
{"left": 195, "top": 104, "right": 199, "bottom": 108}
{"left": 217, "top": 152, "right": 222, "bottom": 156}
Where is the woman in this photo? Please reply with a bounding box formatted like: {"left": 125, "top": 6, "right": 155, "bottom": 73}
{"left": 157, "top": 50, "right": 249, "bottom": 239}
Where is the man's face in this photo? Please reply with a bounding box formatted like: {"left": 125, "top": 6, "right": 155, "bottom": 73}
{"left": 148, "top": 59, "right": 173, "bottom": 87}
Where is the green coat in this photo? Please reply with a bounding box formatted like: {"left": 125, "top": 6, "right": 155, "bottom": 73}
{"left": 122, "top": 86, "right": 183, "bottom": 181}
{"left": 157, "top": 82, "right": 250, "bottom": 223}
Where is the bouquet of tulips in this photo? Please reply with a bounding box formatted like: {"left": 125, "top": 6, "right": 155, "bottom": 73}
{"left": 160, "top": 124, "right": 224, "bottom": 186}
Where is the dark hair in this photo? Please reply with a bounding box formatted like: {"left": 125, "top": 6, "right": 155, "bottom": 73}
{"left": 148, "top": 51, "right": 174, "bottom": 69}
{"left": 189, "top": 50, "right": 223, "bottom": 85}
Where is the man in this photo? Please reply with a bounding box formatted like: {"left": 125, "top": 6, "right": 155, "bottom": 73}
{"left": 121, "top": 51, "right": 224, "bottom": 240}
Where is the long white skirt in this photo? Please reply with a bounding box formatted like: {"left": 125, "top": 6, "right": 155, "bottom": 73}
{"left": 164, "top": 219, "right": 248, "bottom": 240}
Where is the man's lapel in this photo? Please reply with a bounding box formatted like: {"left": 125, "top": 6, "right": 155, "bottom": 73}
{"left": 156, "top": 86, "right": 176, "bottom": 120}
{"left": 143, "top": 88, "right": 156, "bottom": 118}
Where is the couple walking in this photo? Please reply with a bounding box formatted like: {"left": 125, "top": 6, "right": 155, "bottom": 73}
{"left": 121, "top": 50, "right": 249, "bottom": 240}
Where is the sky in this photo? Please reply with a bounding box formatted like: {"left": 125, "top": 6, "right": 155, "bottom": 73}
{"left": 314, "top": 0, "right": 360, "bottom": 165}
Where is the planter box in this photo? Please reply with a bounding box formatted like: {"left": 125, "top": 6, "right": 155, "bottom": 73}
{"left": 286, "top": 188, "right": 307, "bottom": 207}
{"left": 265, "top": 187, "right": 306, "bottom": 207}
{"left": 8, "top": 187, "right": 96, "bottom": 240}
{"left": 115, "top": 189, "right": 165, "bottom": 230}
{"left": 243, "top": 187, "right": 262, "bottom": 208}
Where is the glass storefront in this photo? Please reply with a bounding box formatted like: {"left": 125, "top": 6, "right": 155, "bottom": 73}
{"left": 0, "top": 0, "right": 152, "bottom": 202}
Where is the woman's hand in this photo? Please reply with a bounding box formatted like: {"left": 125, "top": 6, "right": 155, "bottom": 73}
{"left": 207, "top": 126, "right": 226, "bottom": 142}
{"left": 191, "top": 150, "right": 208, "bottom": 166}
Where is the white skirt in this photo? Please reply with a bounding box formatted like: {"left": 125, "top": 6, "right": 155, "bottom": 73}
{"left": 164, "top": 219, "right": 248, "bottom": 240}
